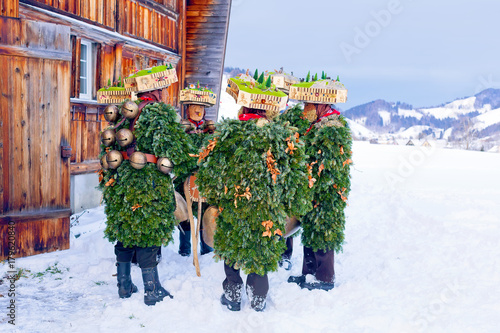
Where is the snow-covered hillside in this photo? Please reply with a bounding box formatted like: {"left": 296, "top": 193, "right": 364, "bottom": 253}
{"left": 343, "top": 89, "right": 500, "bottom": 146}
{"left": 2, "top": 142, "right": 500, "bottom": 333}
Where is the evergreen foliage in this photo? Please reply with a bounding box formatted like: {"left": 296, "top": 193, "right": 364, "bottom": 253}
{"left": 280, "top": 104, "right": 353, "bottom": 252}
{"left": 257, "top": 73, "right": 265, "bottom": 84}
{"left": 253, "top": 69, "right": 259, "bottom": 80}
{"left": 265, "top": 75, "right": 272, "bottom": 88}
{"left": 196, "top": 119, "right": 312, "bottom": 275}
{"left": 305, "top": 71, "right": 310, "bottom": 82}
{"left": 99, "top": 102, "right": 197, "bottom": 248}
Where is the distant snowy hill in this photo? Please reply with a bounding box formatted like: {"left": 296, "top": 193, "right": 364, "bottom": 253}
{"left": 342, "top": 89, "right": 500, "bottom": 146}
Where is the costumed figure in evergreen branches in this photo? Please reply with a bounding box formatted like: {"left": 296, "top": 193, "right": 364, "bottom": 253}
{"left": 196, "top": 72, "right": 312, "bottom": 311}
{"left": 281, "top": 75, "right": 353, "bottom": 291}
{"left": 175, "top": 83, "right": 217, "bottom": 257}
{"left": 98, "top": 65, "right": 197, "bottom": 305}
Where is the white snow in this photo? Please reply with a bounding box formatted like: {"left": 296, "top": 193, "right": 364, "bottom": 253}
{"left": 421, "top": 96, "right": 492, "bottom": 120}
{"left": 473, "top": 108, "right": 500, "bottom": 131}
{"left": 398, "top": 108, "right": 423, "bottom": 120}
{"left": 2, "top": 141, "right": 500, "bottom": 332}
{"left": 378, "top": 111, "right": 391, "bottom": 126}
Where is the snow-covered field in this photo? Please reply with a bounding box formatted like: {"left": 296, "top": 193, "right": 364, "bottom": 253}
{"left": 2, "top": 140, "right": 500, "bottom": 333}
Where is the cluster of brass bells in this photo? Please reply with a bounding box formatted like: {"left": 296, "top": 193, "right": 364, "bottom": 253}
{"left": 103, "top": 101, "right": 140, "bottom": 124}
{"left": 180, "top": 119, "right": 216, "bottom": 133}
{"left": 100, "top": 128, "right": 135, "bottom": 148}
{"left": 101, "top": 150, "right": 173, "bottom": 174}
{"left": 101, "top": 101, "right": 172, "bottom": 174}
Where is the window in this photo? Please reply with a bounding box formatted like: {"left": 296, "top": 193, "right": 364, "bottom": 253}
{"left": 79, "top": 40, "right": 93, "bottom": 100}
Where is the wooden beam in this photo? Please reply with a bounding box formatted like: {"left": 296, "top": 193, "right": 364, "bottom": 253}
{"left": 0, "top": 43, "right": 72, "bottom": 61}
{"left": 0, "top": 208, "right": 72, "bottom": 223}
{"left": 70, "top": 160, "right": 100, "bottom": 175}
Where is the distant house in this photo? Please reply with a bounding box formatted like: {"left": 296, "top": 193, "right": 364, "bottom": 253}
{"left": 370, "top": 138, "right": 379, "bottom": 144}
{"left": 421, "top": 140, "right": 432, "bottom": 147}
{"left": 406, "top": 140, "right": 415, "bottom": 146}
{"left": 389, "top": 138, "right": 399, "bottom": 145}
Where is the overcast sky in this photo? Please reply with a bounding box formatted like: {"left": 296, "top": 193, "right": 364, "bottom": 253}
{"left": 224, "top": 0, "right": 500, "bottom": 109}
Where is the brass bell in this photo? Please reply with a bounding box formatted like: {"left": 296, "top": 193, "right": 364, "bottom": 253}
{"left": 121, "top": 101, "right": 139, "bottom": 119}
{"left": 100, "top": 154, "right": 109, "bottom": 170}
{"left": 180, "top": 119, "right": 194, "bottom": 132}
{"left": 129, "top": 151, "right": 148, "bottom": 170}
{"left": 106, "top": 150, "right": 123, "bottom": 169}
{"left": 156, "top": 157, "right": 174, "bottom": 174}
{"left": 101, "top": 129, "right": 116, "bottom": 147}
{"left": 103, "top": 104, "right": 120, "bottom": 123}
{"left": 116, "top": 128, "right": 134, "bottom": 147}
{"left": 205, "top": 120, "right": 216, "bottom": 132}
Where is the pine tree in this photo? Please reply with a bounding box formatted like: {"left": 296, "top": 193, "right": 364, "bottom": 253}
{"left": 265, "top": 75, "right": 272, "bottom": 88}
{"left": 253, "top": 69, "right": 259, "bottom": 80}
{"left": 336, "top": 75, "right": 340, "bottom": 81}
{"left": 118, "top": 76, "right": 122, "bottom": 87}
{"left": 313, "top": 73, "right": 318, "bottom": 81}
{"left": 305, "top": 71, "right": 310, "bottom": 82}
{"left": 107, "top": 78, "right": 112, "bottom": 87}
{"left": 321, "top": 71, "right": 325, "bottom": 80}
{"left": 258, "top": 73, "right": 265, "bottom": 84}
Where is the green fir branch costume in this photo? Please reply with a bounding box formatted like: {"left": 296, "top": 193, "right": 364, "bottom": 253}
{"left": 280, "top": 104, "right": 353, "bottom": 253}
{"left": 196, "top": 119, "right": 312, "bottom": 275}
{"left": 99, "top": 102, "right": 197, "bottom": 248}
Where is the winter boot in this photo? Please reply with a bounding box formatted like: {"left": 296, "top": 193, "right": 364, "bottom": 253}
{"left": 116, "top": 262, "right": 138, "bottom": 298}
{"left": 301, "top": 281, "right": 335, "bottom": 291}
{"left": 287, "top": 275, "right": 306, "bottom": 285}
{"left": 221, "top": 263, "right": 243, "bottom": 311}
{"left": 200, "top": 232, "right": 214, "bottom": 255}
{"left": 141, "top": 266, "right": 173, "bottom": 306}
{"left": 246, "top": 273, "right": 268, "bottom": 312}
{"left": 178, "top": 230, "right": 191, "bottom": 257}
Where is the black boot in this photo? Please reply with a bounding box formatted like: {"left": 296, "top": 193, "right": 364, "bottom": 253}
{"left": 246, "top": 273, "right": 268, "bottom": 312}
{"left": 116, "top": 262, "right": 138, "bottom": 298}
{"left": 141, "top": 266, "right": 173, "bottom": 306}
{"left": 287, "top": 275, "right": 306, "bottom": 285}
{"left": 178, "top": 230, "right": 191, "bottom": 257}
{"left": 221, "top": 263, "right": 243, "bottom": 311}
{"left": 301, "top": 281, "right": 335, "bottom": 291}
{"left": 200, "top": 232, "right": 213, "bottom": 255}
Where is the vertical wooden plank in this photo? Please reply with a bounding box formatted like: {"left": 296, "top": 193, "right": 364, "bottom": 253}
{"left": 1, "top": 0, "right": 19, "bottom": 18}
{"left": 114, "top": 42, "right": 123, "bottom": 84}
{"left": 9, "top": 58, "right": 27, "bottom": 211}
{"left": 0, "top": 56, "right": 9, "bottom": 213}
{"left": 94, "top": 43, "right": 102, "bottom": 94}
{"left": 73, "top": 37, "right": 81, "bottom": 98}
{"left": 59, "top": 61, "right": 71, "bottom": 207}
{"left": 27, "top": 58, "right": 41, "bottom": 208}
{"left": 75, "top": 112, "right": 82, "bottom": 163}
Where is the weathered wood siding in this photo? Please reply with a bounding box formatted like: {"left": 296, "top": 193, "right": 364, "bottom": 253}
{"left": 184, "top": 0, "right": 231, "bottom": 121}
{"left": 0, "top": 17, "right": 71, "bottom": 259}
{"left": 1, "top": 0, "right": 18, "bottom": 17}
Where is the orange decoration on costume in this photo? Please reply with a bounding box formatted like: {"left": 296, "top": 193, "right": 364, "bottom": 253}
{"left": 266, "top": 148, "right": 281, "bottom": 184}
{"left": 105, "top": 178, "right": 115, "bottom": 187}
{"left": 131, "top": 204, "right": 143, "bottom": 211}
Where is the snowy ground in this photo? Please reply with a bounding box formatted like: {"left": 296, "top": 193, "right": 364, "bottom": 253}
{"left": 2, "top": 141, "right": 500, "bottom": 332}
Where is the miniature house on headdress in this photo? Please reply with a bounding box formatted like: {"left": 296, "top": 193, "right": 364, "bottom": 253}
{"left": 289, "top": 79, "right": 348, "bottom": 104}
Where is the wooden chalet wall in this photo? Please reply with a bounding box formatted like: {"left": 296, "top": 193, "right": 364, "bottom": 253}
{"left": 1, "top": 0, "right": 231, "bottom": 259}
{"left": 18, "top": 0, "right": 184, "bottom": 175}
{"left": 184, "top": 0, "right": 231, "bottom": 121}
{"left": 0, "top": 17, "right": 71, "bottom": 258}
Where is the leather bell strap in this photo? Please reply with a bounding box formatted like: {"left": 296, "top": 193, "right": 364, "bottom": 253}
{"left": 305, "top": 108, "right": 341, "bottom": 134}
{"left": 120, "top": 151, "right": 158, "bottom": 164}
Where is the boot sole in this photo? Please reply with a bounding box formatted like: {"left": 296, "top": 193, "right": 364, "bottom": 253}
{"left": 220, "top": 294, "right": 241, "bottom": 311}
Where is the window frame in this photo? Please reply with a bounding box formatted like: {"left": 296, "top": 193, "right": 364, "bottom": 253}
{"left": 79, "top": 39, "right": 93, "bottom": 100}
